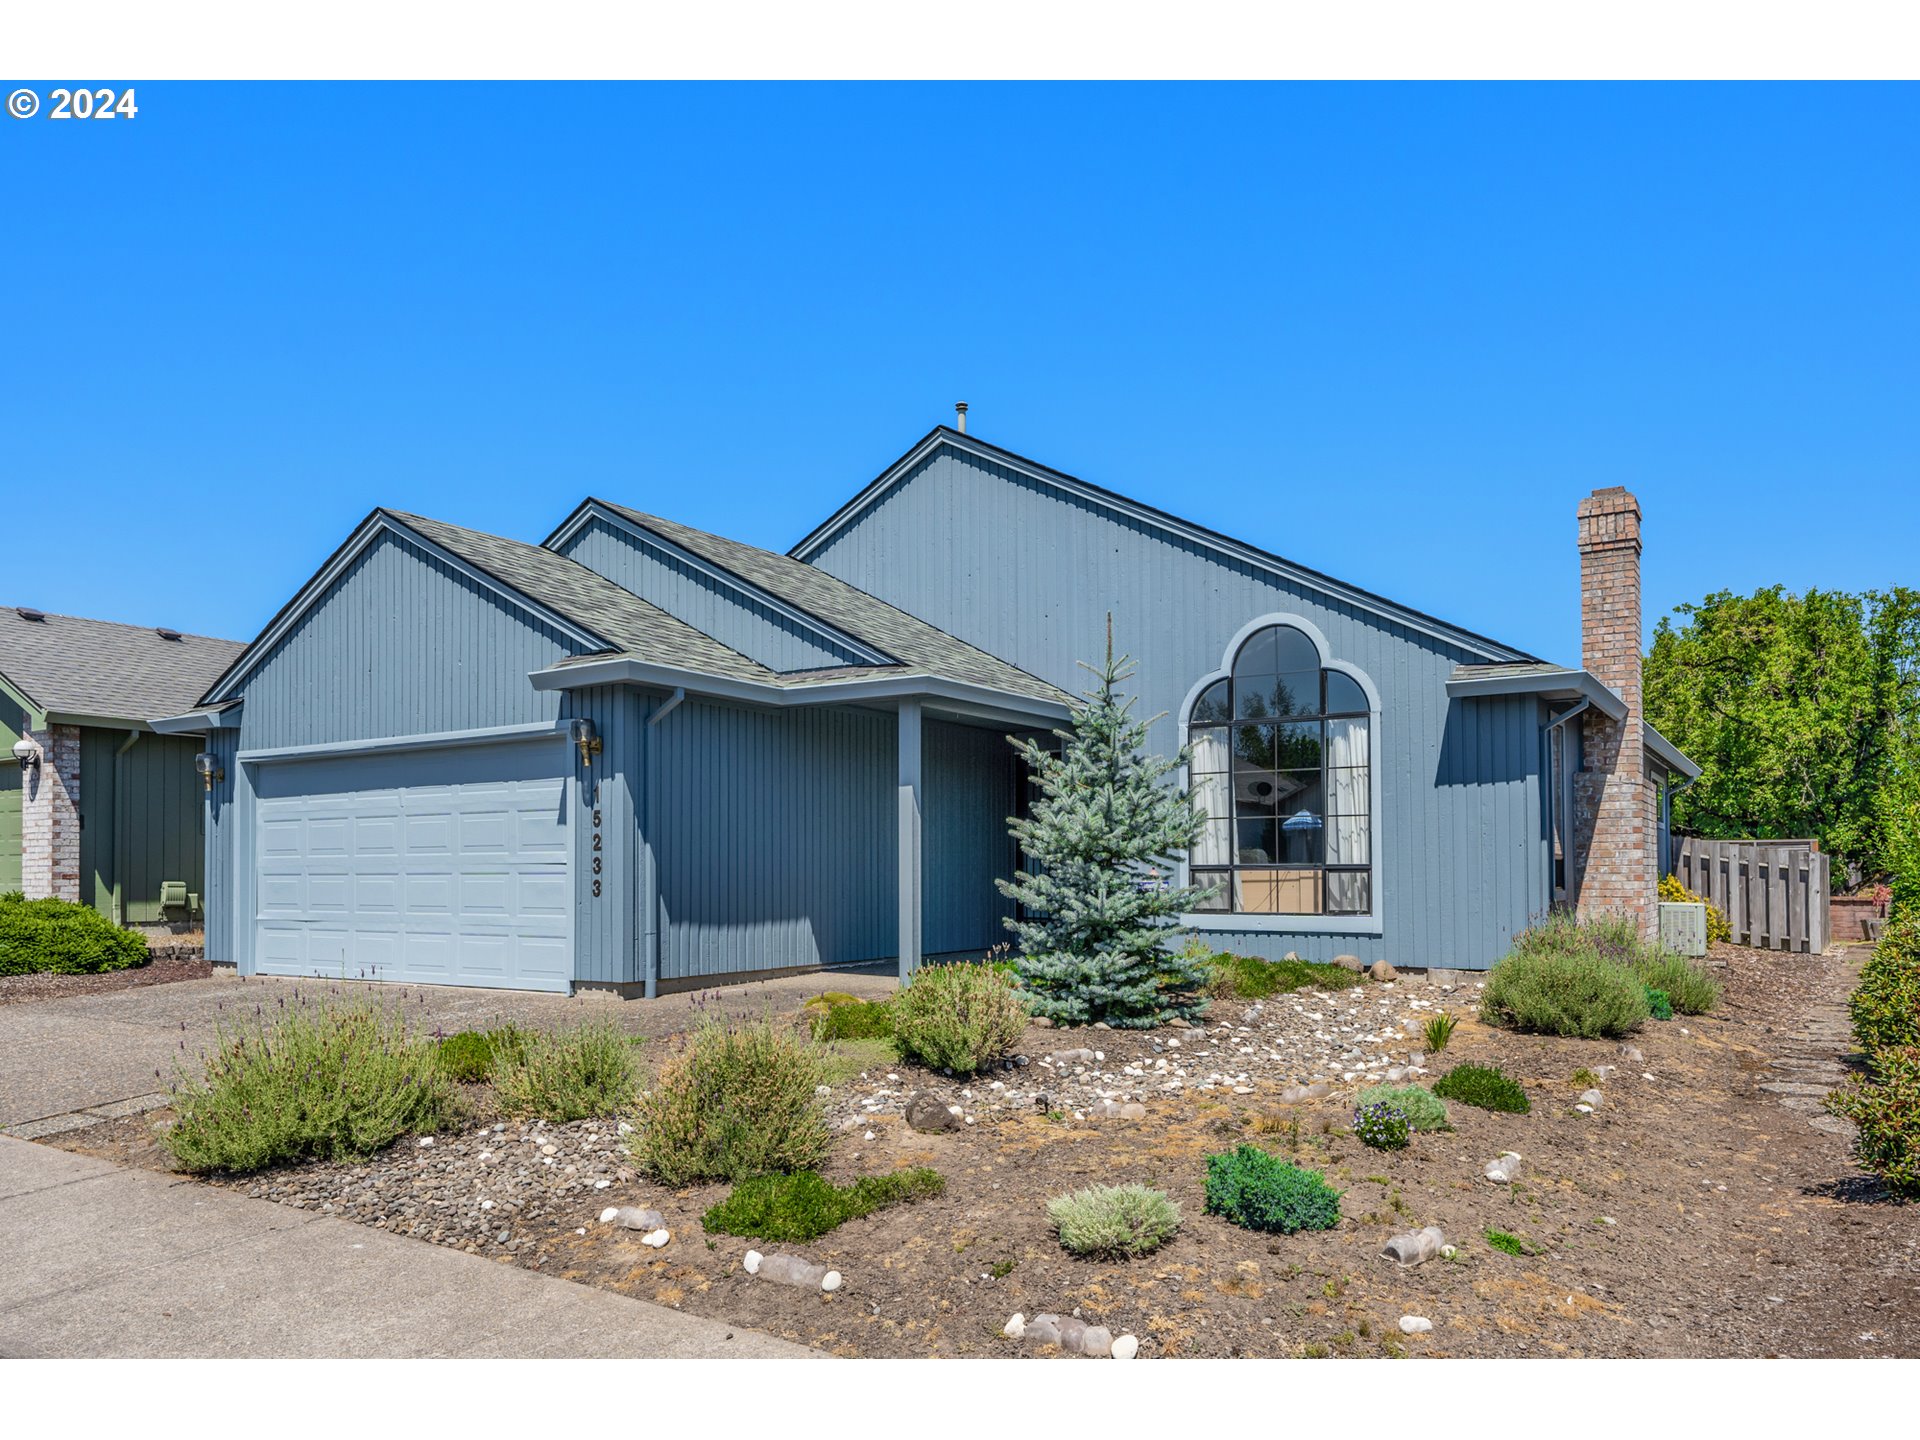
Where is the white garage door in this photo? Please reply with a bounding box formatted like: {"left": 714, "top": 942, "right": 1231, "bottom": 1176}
{"left": 253, "top": 739, "right": 572, "bottom": 992}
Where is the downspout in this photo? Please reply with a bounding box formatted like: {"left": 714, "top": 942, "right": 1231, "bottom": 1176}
{"left": 1544, "top": 700, "right": 1589, "bottom": 905}
{"left": 111, "top": 731, "right": 141, "bottom": 924}
{"left": 641, "top": 688, "right": 684, "bottom": 999}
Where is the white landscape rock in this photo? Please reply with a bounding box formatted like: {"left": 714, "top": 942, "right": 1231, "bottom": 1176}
{"left": 640, "top": 1228, "right": 671, "bottom": 1248}
{"left": 601, "top": 1205, "right": 667, "bottom": 1231}
{"left": 1003, "top": 1313, "right": 1027, "bottom": 1339}
{"left": 1398, "top": 1315, "right": 1434, "bottom": 1334}
{"left": 1111, "top": 1333, "right": 1140, "bottom": 1360}
{"left": 1485, "top": 1151, "right": 1525, "bottom": 1185}
{"left": 1580, "top": 1088, "right": 1605, "bottom": 1107}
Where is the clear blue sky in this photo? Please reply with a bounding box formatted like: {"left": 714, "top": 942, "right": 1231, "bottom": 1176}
{"left": 4, "top": 82, "right": 1914, "bottom": 665}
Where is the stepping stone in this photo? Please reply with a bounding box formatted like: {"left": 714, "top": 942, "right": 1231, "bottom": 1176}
{"left": 1808, "top": 1114, "right": 1854, "bottom": 1136}
{"left": 1759, "top": 1082, "right": 1833, "bottom": 1097}
{"left": 1778, "top": 1097, "right": 1827, "bottom": 1113}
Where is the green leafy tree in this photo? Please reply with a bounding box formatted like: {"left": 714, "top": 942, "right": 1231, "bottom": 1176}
{"left": 1645, "top": 586, "right": 1920, "bottom": 889}
{"left": 998, "top": 624, "right": 1214, "bottom": 1028}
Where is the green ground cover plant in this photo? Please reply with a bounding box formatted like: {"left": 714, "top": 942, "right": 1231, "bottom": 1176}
{"left": 1203, "top": 1145, "right": 1342, "bottom": 1234}
{"left": 1355, "top": 1083, "right": 1450, "bottom": 1131}
{"left": 1351, "top": 1101, "right": 1409, "bottom": 1151}
{"left": 1201, "top": 945, "right": 1365, "bottom": 999}
{"left": 1484, "top": 1227, "right": 1536, "bottom": 1257}
{"left": 1644, "top": 986, "right": 1674, "bottom": 1021}
{"left": 1046, "top": 1183, "right": 1182, "bottom": 1258}
{"left": 633, "top": 1017, "right": 832, "bottom": 1184}
{"left": 434, "top": 1025, "right": 529, "bottom": 1083}
{"left": 1431, "top": 1063, "right": 1531, "bottom": 1114}
{"left": 889, "top": 961, "right": 1028, "bottom": 1074}
{"left": 165, "top": 997, "right": 458, "bottom": 1173}
{"left": 492, "top": 1020, "right": 638, "bottom": 1121}
{"left": 702, "top": 1167, "right": 945, "bottom": 1243}
{"left": 0, "top": 892, "right": 149, "bottom": 976}
{"left": 807, "top": 994, "right": 894, "bottom": 1042}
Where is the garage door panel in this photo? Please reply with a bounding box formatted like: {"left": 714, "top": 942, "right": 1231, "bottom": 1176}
{"left": 253, "top": 740, "right": 572, "bottom": 991}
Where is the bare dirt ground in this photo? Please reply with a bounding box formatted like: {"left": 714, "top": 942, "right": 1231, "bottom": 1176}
{"left": 54, "top": 941, "right": 1918, "bottom": 1358}
{"left": 0, "top": 954, "right": 212, "bottom": 1007}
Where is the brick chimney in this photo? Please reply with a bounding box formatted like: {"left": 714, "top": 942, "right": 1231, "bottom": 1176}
{"left": 1571, "top": 486, "right": 1656, "bottom": 934}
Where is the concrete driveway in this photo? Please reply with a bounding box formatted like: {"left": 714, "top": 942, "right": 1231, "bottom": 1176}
{"left": 0, "top": 967, "right": 894, "bottom": 1137}
{"left": 0, "top": 1137, "right": 816, "bottom": 1358}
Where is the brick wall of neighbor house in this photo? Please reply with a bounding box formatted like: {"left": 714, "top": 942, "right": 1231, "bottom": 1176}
{"left": 1571, "top": 487, "right": 1658, "bottom": 936}
{"left": 19, "top": 724, "right": 82, "bottom": 903}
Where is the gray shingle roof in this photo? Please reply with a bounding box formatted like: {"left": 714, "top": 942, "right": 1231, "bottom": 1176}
{"left": 389, "top": 512, "right": 783, "bottom": 685}
{"left": 0, "top": 608, "right": 244, "bottom": 724}
{"left": 592, "top": 501, "right": 1073, "bottom": 707}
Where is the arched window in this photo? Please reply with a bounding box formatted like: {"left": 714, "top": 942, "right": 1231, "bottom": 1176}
{"left": 1187, "top": 624, "right": 1372, "bottom": 916}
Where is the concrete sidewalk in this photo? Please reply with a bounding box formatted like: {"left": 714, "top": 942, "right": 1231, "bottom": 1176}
{"left": 0, "top": 1136, "right": 815, "bottom": 1359}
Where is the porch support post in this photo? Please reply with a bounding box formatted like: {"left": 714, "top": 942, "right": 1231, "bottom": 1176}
{"left": 897, "top": 699, "right": 923, "bottom": 982}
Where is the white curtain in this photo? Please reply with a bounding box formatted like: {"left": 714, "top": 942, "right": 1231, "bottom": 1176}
{"left": 1190, "top": 729, "right": 1232, "bottom": 867}
{"left": 1326, "top": 718, "right": 1370, "bottom": 867}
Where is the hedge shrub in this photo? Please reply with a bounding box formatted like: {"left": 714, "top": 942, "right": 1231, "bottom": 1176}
{"left": 166, "top": 998, "right": 458, "bottom": 1173}
{"left": 0, "top": 892, "right": 149, "bottom": 977}
{"left": 1849, "top": 911, "right": 1920, "bottom": 1056}
{"left": 1825, "top": 1045, "right": 1920, "bottom": 1198}
{"left": 1431, "top": 1063, "right": 1531, "bottom": 1114}
{"left": 632, "top": 1018, "right": 832, "bottom": 1184}
{"left": 1203, "top": 1145, "right": 1341, "bottom": 1234}
{"left": 702, "top": 1167, "right": 945, "bottom": 1243}
{"left": 1047, "top": 1183, "right": 1182, "bottom": 1259}
{"left": 889, "top": 961, "right": 1028, "bottom": 1075}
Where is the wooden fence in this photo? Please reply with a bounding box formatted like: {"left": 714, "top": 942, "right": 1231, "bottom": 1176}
{"left": 1672, "top": 837, "right": 1831, "bottom": 953}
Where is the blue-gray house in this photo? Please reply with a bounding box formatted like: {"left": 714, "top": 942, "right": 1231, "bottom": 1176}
{"left": 158, "top": 421, "right": 1696, "bottom": 994}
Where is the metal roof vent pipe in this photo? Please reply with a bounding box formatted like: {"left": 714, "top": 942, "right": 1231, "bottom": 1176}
{"left": 954, "top": 401, "right": 967, "bottom": 434}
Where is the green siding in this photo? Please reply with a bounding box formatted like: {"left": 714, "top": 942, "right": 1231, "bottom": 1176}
{"left": 75, "top": 726, "right": 207, "bottom": 923}
{"left": 0, "top": 698, "right": 22, "bottom": 893}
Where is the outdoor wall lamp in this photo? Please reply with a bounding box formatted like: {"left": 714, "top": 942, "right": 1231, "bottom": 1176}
{"left": 569, "top": 718, "right": 601, "bottom": 768}
{"left": 193, "top": 751, "right": 225, "bottom": 791}
{"left": 11, "top": 737, "right": 38, "bottom": 773}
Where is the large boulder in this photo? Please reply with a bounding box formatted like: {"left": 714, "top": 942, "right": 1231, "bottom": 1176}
{"left": 1332, "top": 954, "right": 1366, "bottom": 973}
{"left": 1369, "top": 960, "right": 1399, "bottom": 982}
{"left": 904, "top": 1091, "right": 963, "bottom": 1133}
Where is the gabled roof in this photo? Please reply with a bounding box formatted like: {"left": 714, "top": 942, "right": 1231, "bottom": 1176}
{"left": 791, "top": 427, "right": 1541, "bottom": 665}
{"left": 197, "top": 507, "right": 1074, "bottom": 724}
{"left": 549, "top": 498, "right": 1073, "bottom": 710}
{"left": 0, "top": 607, "right": 244, "bottom": 727}
{"left": 1447, "top": 663, "right": 1701, "bottom": 780}
{"left": 201, "top": 510, "right": 785, "bottom": 707}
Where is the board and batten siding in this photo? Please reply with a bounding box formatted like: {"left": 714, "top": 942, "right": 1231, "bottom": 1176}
{"left": 923, "top": 718, "right": 1021, "bottom": 956}
{"left": 564, "top": 685, "right": 641, "bottom": 986}
{"left": 646, "top": 696, "right": 896, "bottom": 979}
{"left": 556, "top": 517, "right": 868, "bottom": 673}
{"left": 77, "top": 727, "right": 206, "bottom": 924}
{"left": 805, "top": 444, "right": 1550, "bottom": 969}
{"left": 234, "top": 530, "right": 578, "bottom": 751}
{"left": 202, "top": 728, "right": 240, "bottom": 964}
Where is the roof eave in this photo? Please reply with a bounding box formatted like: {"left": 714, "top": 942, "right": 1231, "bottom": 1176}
{"left": 152, "top": 702, "right": 244, "bottom": 736}
{"left": 528, "top": 655, "right": 1071, "bottom": 728}
{"left": 1644, "top": 723, "right": 1703, "bottom": 782}
{"left": 1445, "top": 667, "right": 1629, "bottom": 722}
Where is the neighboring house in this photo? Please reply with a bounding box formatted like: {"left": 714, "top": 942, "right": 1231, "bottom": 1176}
{"left": 1, "top": 609, "right": 244, "bottom": 928}
{"left": 158, "top": 422, "right": 1696, "bottom": 994}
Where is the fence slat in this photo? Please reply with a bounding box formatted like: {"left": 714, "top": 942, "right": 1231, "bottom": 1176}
{"left": 1670, "top": 836, "right": 1830, "bottom": 953}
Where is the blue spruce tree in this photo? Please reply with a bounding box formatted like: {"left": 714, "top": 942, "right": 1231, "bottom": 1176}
{"left": 997, "top": 622, "right": 1215, "bottom": 1028}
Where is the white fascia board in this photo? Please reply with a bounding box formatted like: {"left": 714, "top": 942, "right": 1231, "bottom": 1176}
{"left": 793, "top": 430, "right": 1535, "bottom": 665}
{"left": 529, "top": 656, "right": 1072, "bottom": 727}
{"left": 548, "top": 502, "right": 895, "bottom": 666}
{"left": 151, "top": 704, "right": 243, "bottom": 735}
{"left": 204, "top": 513, "right": 612, "bottom": 706}
{"left": 1445, "top": 668, "right": 1628, "bottom": 722}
